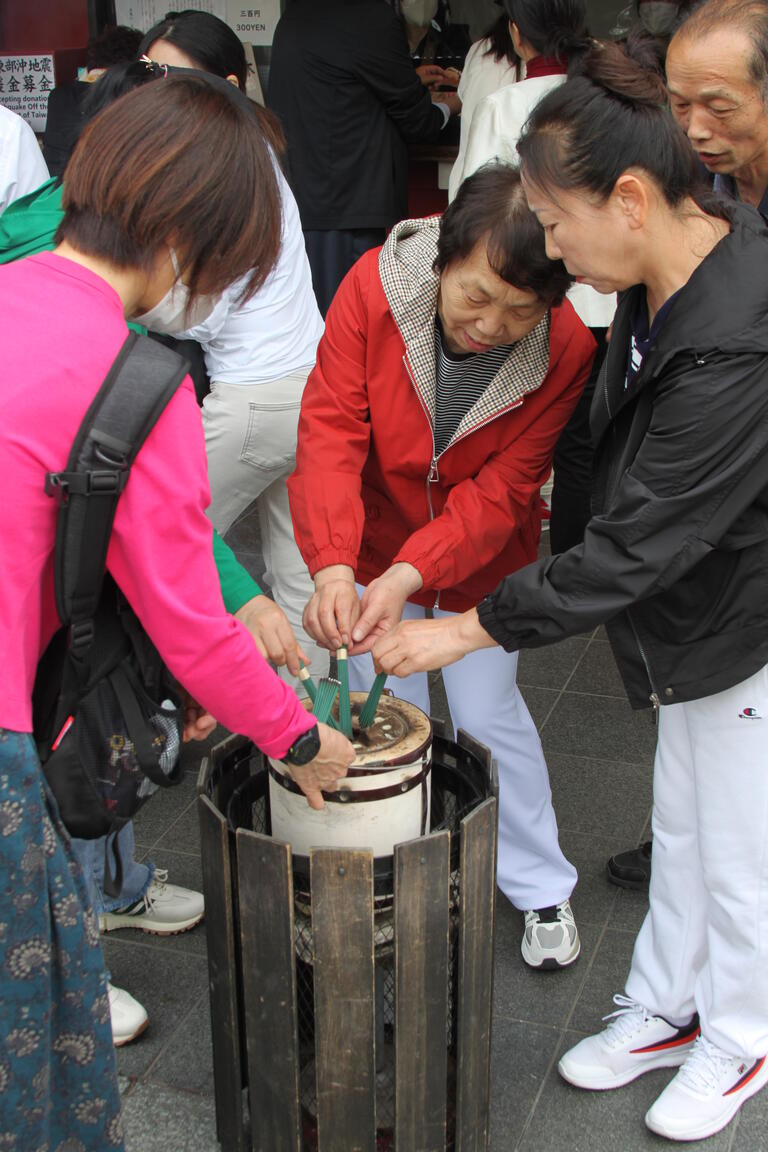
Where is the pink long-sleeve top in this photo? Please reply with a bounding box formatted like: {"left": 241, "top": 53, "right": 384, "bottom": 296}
{"left": 0, "top": 252, "right": 314, "bottom": 757}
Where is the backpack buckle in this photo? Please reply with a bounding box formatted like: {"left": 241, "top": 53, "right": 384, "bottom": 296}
{"left": 69, "top": 620, "right": 95, "bottom": 654}
{"left": 45, "top": 472, "right": 69, "bottom": 506}
{"left": 87, "top": 470, "right": 123, "bottom": 494}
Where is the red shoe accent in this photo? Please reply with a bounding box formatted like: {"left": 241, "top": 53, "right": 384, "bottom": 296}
{"left": 632, "top": 1024, "right": 700, "bottom": 1055}
{"left": 724, "top": 1056, "right": 766, "bottom": 1096}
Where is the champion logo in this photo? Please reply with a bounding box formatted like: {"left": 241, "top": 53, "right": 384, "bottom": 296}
{"left": 739, "top": 707, "right": 762, "bottom": 720}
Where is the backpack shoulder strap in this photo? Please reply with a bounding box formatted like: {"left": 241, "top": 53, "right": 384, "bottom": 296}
{"left": 46, "top": 332, "right": 189, "bottom": 661}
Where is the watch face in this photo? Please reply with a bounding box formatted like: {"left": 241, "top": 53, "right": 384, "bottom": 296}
{"left": 287, "top": 726, "right": 320, "bottom": 766}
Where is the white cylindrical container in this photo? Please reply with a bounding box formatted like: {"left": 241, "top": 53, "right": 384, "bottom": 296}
{"left": 268, "top": 693, "right": 432, "bottom": 857}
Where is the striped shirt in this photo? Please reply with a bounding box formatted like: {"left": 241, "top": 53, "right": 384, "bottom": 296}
{"left": 433, "top": 318, "right": 515, "bottom": 456}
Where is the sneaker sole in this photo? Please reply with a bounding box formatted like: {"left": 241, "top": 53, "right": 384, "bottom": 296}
{"left": 559, "top": 1047, "right": 694, "bottom": 1091}
{"left": 99, "top": 912, "right": 204, "bottom": 936}
{"left": 645, "top": 1057, "right": 768, "bottom": 1141}
{"left": 113, "top": 1016, "right": 149, "bottom": 1047}
{"left": 605, "top": 862, "right": 650, "bottom": 892}
{"left": 521, "top": 939, "right": 581, "bottom": 970}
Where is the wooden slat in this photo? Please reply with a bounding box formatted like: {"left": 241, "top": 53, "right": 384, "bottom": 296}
{"left": 456, "top": 728, "right": 492, "bottom": 780}
{"left": 311, "top": 848, "right": 376, "bottom": 1152}
{"left": 455, "top": 798, "right": 497, "bottom": 1152}
{"left": 394, "top": 830, "right": 451, "bottom": 1151}
{"left": 237, "top": 830, "right": 301, "bottom": 1152}
{"left": 198, "top": 795, "right": 246, "bottom": 1152}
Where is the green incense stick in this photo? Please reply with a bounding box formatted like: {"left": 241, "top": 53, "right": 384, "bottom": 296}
{"left": 312, "top": 678, "right": 340, "bottom": 726}
{"left": 336, "top": 646, "right": 353, "bottom": 738}
{"left": 358, "top": 672, "right": 388, "bottom": 729}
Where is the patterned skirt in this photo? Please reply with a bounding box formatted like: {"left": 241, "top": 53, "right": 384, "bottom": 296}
{"left": 0, "top": 728, "right": 124, "bottom": 1151}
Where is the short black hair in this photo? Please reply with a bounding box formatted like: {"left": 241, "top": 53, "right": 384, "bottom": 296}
{"left": 86, "top": 25, "right": 144, "bottom": 70}
{"left": 436, "top": 164, "right": 573, "bottom": 307}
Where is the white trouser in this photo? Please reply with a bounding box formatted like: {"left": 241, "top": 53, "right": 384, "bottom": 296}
{"left": 625, "top": 663, "right": 768, "bottom": 1058}
{"left": 202, "top": 372, "right": 329, "bottom": 686}
{"left": 349, "top": 593, "right": 577, "bottom": 910}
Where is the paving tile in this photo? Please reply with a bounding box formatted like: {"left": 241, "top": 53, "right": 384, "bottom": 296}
{"left": 104, "top": 942, "right": 209, "bottom": 1079}
{"left": 132, "top": 770, "right": 199, "bottom": 853}
{"left": 541, "top": 691, "right": 658, "bottom": 765}
{"left": 153, "top": 792, "right": 202, "bottom": 857}
{"left": 493, "top": 896, "right": 601, "bottom": 1030}
{"left": 488, "top": 1019, "right": 562, "bottom": 1152}
{"left": 567, "top": 638, "right": 629, "bottom": 699}
{"left": 121, "top": 1082, "right": 220, "bottom": 1152}
{"left": 516, "top": 637, "right": 590, "bottom": 691}
{"left": 518, "top": 1043, "right": 732, "bottom": 1152}
{"left": 609, "top": 880, "right": 651, "bottom": 934}
{"left": 518, "top": 684, "right": 561, "bottom": 730}
{"left": 729, "top": 1090, "right": 768, "bottom": 1152}
{"left": 547, "top": 752, "right": 653, "bottom": 840}
{"left": 147, "top": 989, "right": 215, "bottom": 1097}
{"left": 569, "top": 927, "right": 639, "bottom": 1034}
{"left": 225, "top": 504, "right": 262, "bottom": 553}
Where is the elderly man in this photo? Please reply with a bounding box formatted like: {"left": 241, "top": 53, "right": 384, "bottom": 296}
{"left": 606, "top": 0, "right": 768, "bottom": 892}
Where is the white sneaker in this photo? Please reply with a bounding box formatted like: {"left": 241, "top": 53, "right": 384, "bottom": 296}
{"left": 521, "top": 900, "right": 580, "bottom": 969}
{"left": 108, "top": 983, "right": 148, "bottom": 1047}
{"left": 558, "top": 995, "right": 700, "bottom": 1090}
{"left": 645, "top": 1035, "right": 768, "bottom": 1141}
{"left": 99, "top": 869, "right": 204, "bottom": 936}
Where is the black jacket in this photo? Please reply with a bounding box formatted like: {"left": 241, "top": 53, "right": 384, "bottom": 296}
{"left": 478, "top": 204, "right": 768, "bottom": 709}
{"left": 267, "top": 0, "right": 444, "bottom": 231}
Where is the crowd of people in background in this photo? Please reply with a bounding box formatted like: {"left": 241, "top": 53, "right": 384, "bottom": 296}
{"left": 1, "top": 0, "right": 767, "bottom": 1146}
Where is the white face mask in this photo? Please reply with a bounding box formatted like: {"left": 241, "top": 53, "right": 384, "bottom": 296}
{"left": 133, "top": 249, "right": 217, "bottom": 335}
{"left": 401, "top": 0, "right": 438, "bottom": 28}
{"left": 638, "top": 1, "right": 679, "bottom": 36}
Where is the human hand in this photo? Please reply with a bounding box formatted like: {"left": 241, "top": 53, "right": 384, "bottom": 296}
{"left": 349, "top": 562, "right": 423, "bottom": 655}
{"left": 181, "top": 696, "right": 217, "bottom": 743}
{"left": 416, "top": 63, "right": 450, "bottom": 90}
{"left": 235, "top": 594, "right": 308, "bottom": 676}
{"left": 372, "top": 608, "right": 496, "bottom": 677}
{"left": 285, "top": 721, "right": 356, "bottom": 810}
{"left": 303, "top": 565, "right": 361, "bottom": 650}
{"left": 432, "top": 90, "right": 461, "bottom": 116}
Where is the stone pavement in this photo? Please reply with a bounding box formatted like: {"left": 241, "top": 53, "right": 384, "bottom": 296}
{"left": 109, "top": 510, "right": 768, "bottom": 1151}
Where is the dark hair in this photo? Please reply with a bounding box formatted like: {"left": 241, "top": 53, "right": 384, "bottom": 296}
{"left": 483, "top": 14, "right": 520, "bottom": 70}
{"left": 138, "top": 9, "right": 248, "bottom": 90}
{"left": 435, "top": 163, "right": 572, "bottom": 306}
{"left": 673, "top": 0, "right": 768, "bottom": 100}
{"left": 85, "top": 25, "right": 144, "bottom": 70}
{"left": 137, "top": 9, "right": 286, "bottom": 156}
{"left": 502, "top": 0, "right": 588, "bottom": 60}
{"left": 517, "top": 40, "right": 727, "bottom": 214}
{"left": 80, "top": 58, "right": 167, "bottom": 120}
{"left": 57, "top": 75, "right": 282, "bottom": 304}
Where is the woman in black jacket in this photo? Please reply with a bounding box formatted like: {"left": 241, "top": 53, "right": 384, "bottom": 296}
{"left": 372, "top": 41, "right": 768, "bottom": 1144}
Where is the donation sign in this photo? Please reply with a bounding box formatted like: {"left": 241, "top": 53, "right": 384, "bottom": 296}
{"left": 114, "top": 0, "right": 281, "bottom": 45}
{"left": 0, "top": 56, "right": 54, "bottom": 132}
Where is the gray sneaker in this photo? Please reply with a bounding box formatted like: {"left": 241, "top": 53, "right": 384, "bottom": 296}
{"left": 521, "top": 900, "right": 580, "bottom": 969}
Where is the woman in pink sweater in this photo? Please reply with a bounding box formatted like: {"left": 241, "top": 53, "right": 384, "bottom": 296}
{"left": 0, "top": 76, "right": 353, "bottom": 1150}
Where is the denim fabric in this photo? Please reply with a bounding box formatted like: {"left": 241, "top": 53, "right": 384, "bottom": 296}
{"left": 0, "top": 728, "right": 124, "bottom": 1150}
{"left": 70, "top": 821, "right": 154, "bottom": 914}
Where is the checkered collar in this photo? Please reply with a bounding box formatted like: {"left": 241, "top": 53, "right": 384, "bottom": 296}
{"left": 378, "top": 217, "right": 551, "bottom": 451}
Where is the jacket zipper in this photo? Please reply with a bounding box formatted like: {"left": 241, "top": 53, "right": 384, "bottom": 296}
{"left": 403, "top": 354, "right": 527, "bottom": 607}
{"left": 627, "top": 610, "right": 661, "bottom": 720}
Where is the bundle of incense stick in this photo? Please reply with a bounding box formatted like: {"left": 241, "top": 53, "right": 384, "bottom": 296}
{"left": 336, "top": 647, "right": 353, "bottom": 738}
{"left": 358, "top": 672, "right": 388, "bottom": 729}
{"left": 312, "top": 677, "right": 340, "bottom": 726}
{"left": 299, "top": 661, "right": 342, "bottom": 731}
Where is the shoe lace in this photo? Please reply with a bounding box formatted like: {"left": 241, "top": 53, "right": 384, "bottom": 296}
{"left": 677, "top": 1036, "right": 737, "bottom": 1093}
{"left": 143, "top": 867, "right": 169, "bottom": 910}
{"left": 601, "top": 994, "right": 656, "bottom": 1049}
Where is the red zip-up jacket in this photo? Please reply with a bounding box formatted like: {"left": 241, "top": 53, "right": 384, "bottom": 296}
{"left": 288, "top": 218, "right": 596, "bottom": 613}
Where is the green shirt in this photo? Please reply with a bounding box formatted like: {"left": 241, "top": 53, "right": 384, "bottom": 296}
{"left": 0, "top": 178, "right": 262, "bottom": 614}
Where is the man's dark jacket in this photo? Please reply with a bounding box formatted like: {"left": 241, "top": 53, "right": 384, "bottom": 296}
{"left": 478, "top": 204, "right": 768, "bottom": 708}
{"left": 267, "top": 0, "right": 444, "bottom": 231}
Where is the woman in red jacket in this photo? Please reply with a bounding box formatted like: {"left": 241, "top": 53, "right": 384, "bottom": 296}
{"left": 289, "top": 164, "right": 595, "bottom": 967}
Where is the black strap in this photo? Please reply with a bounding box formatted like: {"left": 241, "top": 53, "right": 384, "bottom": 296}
{"left": 47, "top": 333, "right": 188, "bottom": 679}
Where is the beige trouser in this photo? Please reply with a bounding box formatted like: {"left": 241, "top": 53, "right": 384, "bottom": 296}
{"left": 201, "top": 370, "right": 330, "bottom": 689}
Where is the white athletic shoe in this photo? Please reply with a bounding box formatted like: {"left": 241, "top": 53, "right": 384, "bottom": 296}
{"left": 645, "top": 1035, "right": 768, "bottom": 1142}
{"left": 558, "top": 995, "right": 700, "bottom": 1090}
{"left": 99, "top": 869, "right": 204, "bottom": 936}
{"left": 108, "top": 983, "right": 148, "bottom": 1047}
{"left": 521, "top": 900, "right": 580, "bottom": 969}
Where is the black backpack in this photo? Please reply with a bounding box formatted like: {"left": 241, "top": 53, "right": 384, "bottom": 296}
{"left": 33, "top": 333, "right": 189, "bottom": 895}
